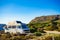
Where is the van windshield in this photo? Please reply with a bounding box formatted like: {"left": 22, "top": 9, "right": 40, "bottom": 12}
{"left": 5, "top": 26, "right": 8, "bottom": 29}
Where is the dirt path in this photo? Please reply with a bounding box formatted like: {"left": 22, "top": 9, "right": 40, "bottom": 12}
{"left": 45, "top": 31, "right": 60, "bottom": 34}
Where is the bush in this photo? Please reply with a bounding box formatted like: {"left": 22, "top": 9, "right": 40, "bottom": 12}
{"left": 30, "top": 28, "right": 36, "bottom": 33}
{"left": 34, "top": 32, "right": 41, "bottom": 36}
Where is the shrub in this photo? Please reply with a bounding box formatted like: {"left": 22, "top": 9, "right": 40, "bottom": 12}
{"left": 34, "top": 32, "right": 41, "bottom": 36}
{"left": 30, "top": 28, "right": 36, "bottom": 33}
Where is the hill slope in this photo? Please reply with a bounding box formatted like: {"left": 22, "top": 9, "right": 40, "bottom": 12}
{"left": 28, "top": 15, "right": 60, "bottom": 31}
{"left": 30, "top": 15, "right": 60, "bottom": 23}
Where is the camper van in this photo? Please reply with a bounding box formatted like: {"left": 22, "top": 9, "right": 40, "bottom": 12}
{"left": 3, "top": 21, "right": 30, "bottom": 34}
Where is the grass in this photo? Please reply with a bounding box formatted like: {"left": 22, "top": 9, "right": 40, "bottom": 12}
{"left": 0, "top": 33, "right": 60, "bottom": 40}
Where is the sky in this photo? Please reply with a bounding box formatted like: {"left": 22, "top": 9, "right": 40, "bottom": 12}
{"left": 0, "top": 0, "right": 60, "bottom": 24}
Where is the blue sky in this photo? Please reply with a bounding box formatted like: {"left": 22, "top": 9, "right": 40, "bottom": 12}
{"left": 0, "top": 0, "right": 60, "bottom": 24}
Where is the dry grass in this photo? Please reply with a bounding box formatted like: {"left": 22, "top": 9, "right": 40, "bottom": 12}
{"left": 0, "top": 33, "right": 60, "bottom": 40}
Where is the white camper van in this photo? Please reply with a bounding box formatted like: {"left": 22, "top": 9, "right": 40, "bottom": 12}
{"left": 4, "top": 21, "right": 30, "bottom": 34}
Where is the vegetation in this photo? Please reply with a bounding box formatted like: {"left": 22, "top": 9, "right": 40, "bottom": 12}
{"left": 28, "top": 15, "right": 60, "bottom": 31}
{"left": 34, "top": 32, "right": 42, "bottom": 36}
{"left": 0, "top": 33, "right": 60, "bottom": 40}
{"left": 0, "top": 33, "right": 37, "bottom": 40}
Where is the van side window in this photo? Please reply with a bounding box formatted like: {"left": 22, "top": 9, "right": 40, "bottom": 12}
{"left": 18, "top": 26, "right": 21, "bottom": 28}
{"left": 12, "top": 26, "right": 16, "bottom": 28}
{"left": 8, "top": 26, "right": 11, "bottom": 28}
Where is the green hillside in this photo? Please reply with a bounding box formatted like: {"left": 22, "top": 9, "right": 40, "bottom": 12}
{"left": 28, "top": 15, "right": 60, "bottom": 33}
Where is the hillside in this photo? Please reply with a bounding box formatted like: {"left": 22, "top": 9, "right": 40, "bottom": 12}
{"left": 30, "top": 15, "right": 60, "bottom": 23}
{"left": 28, "top": 15, "right": 60, "bottom": 32}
